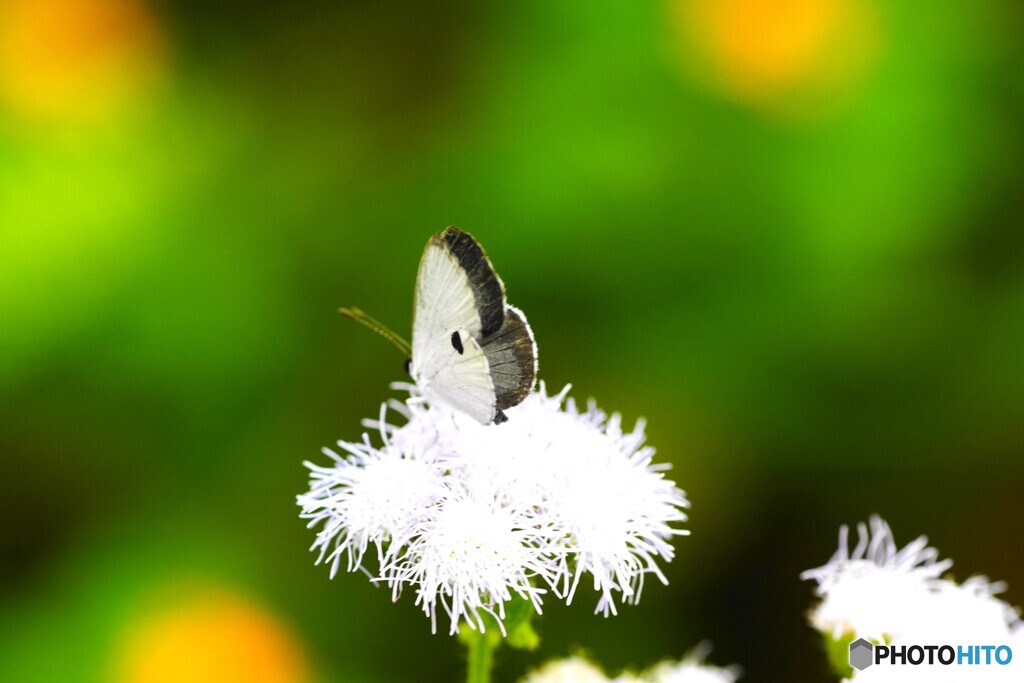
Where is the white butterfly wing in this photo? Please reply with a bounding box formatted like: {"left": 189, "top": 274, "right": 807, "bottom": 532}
{"left": 411, "top": 236, "right": 496, "bottom": 424}
{"left": 419, "top": 329, "right": 496, "bottom": 426}
{"left": 411, "top": 234, "right": 483, "bottom": 367}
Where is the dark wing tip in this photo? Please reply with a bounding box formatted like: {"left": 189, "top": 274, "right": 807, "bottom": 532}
{"left": 438, "top": 226, "right": 506, "bottom": 337}
{"left": 440, "top": 225, "right": 474, "bottom": 252}
{"left": 441, "top": 225, "right": 466, "bottom": 239}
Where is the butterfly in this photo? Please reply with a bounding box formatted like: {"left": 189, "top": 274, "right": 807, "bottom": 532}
{"left": 341, "top": 226, "right": 537, "bottom": 425}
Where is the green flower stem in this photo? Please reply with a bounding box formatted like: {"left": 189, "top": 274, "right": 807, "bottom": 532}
{"left": 460, "top": 598, "right": 539, "bottom": 683}
{"left": 465, "top": 630, "right": 498, "bottom": 683}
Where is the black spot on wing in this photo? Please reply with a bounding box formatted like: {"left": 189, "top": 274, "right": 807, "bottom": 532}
{"left": 441, "top": 226, "right": 505, "bottom": 337}
{"left": 451, "top": 330, "right": 464, "bottom": 354}
{"left": 481, "top": 306, "right": 536, "bottom": 410}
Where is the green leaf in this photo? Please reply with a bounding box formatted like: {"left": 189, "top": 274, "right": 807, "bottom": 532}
{"left": 503, "top": 597, "right": 540, "bottom": 651}
{"left": 823, "top": 631, "right": 855, "bottom": 680}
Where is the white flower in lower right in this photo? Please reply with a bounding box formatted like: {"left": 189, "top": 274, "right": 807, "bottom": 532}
{"left": 803, "top": 516, "right": 1023, "bottom": 681}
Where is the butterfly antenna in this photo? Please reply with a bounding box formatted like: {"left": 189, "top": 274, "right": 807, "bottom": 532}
{"left": 338, "top": 307, "right": 412, "bottom": 356}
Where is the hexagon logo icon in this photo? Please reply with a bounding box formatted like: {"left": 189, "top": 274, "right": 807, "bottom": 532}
{"left": 850, "top": 638, "right": 874, "bottom": 671}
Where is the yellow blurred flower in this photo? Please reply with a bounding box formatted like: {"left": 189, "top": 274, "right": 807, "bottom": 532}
{"left": 0, "top": 0, "right": 167, "bottom": 122}
{"left": 670, "top": 0, "right": 880, "bottom": 118}
{"left": 117, "top": 588, "right": 310, "bottom": 683}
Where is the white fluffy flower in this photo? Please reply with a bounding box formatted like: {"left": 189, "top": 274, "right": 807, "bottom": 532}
{"left": 642, "top": 656, "right": 741, "bottom": 683}
{"left": 801, "top": 516, "right": 952, "bottom": 642}
{"left": 520, "top": 648, "right": 740, "bottom": 683}
{"left": 520, "top": 651, "right": 737, "bottom": 683}
{"left": 298, "top": 430, "right": 447, "bottom": 577}
{"left": 803, "top": 516, "right": 1023, "bottom": 681}
{"left": 298, "top": 383, "right": 690, "bottom": 634}
{"left": 521, "top": 656, "right": 609, "bottom": 683}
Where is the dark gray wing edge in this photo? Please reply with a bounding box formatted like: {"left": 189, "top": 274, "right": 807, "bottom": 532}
{"left": 441, "top": 226, "right": 506, "bottom": 337}
{"left": 482, "top": 304, "right": 537, "bottom": 411}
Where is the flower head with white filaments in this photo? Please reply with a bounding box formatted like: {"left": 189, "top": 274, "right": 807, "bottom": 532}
{"left": 800, "top": 515, "right": 954, "bottom": 642}
{"left": 803, "top": 515, "right": 1023, "bottom": 680}
{"left": 520, "top": 644, "right": 740, "bottom": 683}
{"left": 297, "top": 382, "right": 690, "bottom": 635}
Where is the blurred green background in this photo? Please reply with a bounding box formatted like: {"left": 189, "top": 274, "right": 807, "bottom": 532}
{"left": 2, "top": 0, "right": 1022, "bottom": 681}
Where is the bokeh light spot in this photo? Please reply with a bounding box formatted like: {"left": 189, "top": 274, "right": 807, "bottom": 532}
{"left": 117, "top": 588, "right": 310, "bottom": 683}
{"left": 671, "top": 0, "right": 881, "bottom": 117}
{"left": 0, "top": 0, "right": 167, "bottom": 121}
